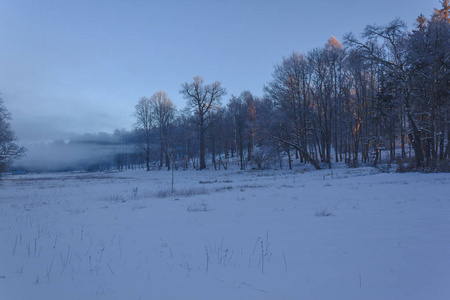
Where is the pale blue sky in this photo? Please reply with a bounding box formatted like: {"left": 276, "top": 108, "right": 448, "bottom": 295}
{"left": 0, "top": 0, "right": 435, "bottom": 142}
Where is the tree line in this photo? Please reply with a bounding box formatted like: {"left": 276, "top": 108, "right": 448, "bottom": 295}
{"left": 1, "top": 2, "right": 449, "bottom": 173}
{"left": 133, "top": 3, "right": 450, "bottom": 172}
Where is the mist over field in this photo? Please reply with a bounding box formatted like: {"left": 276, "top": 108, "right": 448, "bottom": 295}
{"left": 12, "top": 132, "right": 137, "bottom": 172}
{"left": 14, "top": 142, "right": 121, "bottom": 172}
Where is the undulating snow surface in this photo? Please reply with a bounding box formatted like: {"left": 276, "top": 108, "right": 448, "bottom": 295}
{"left": 0, "top": 166, "right": 449, "bottom": 299}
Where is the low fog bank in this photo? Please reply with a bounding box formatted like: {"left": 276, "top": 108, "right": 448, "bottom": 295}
{"left": 11, "top": 131, "right": 139, "bottom": 173}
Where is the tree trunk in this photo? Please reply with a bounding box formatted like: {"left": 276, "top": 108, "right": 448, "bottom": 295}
{"left": 146, "top": 149, "right": 150, "bottom": 171}
{"left": 401, "top": 110, "right": 406, "bottom": 159}
{"left": 160, "top": 138, "right": 163, "bottom": 169}
{"left": 287, "top": 147, "right": 292, "bottom": 170}
{"left": 199, "top": 130, "right": 206, "bottom": 170}
{"left": 199, "top": 116, "right": 207, "bottom": 170}
{"left": 239, "top": 135, "right": 244, "bottom": 170}
{"left": 211, "top": 137, "right": 217, "bottom": 170}
{"left": 406, "top": 111, "right": 424, "bottom": 166}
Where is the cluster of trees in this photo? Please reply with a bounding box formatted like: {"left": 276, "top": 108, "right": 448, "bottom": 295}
{"left": 2, "top": 2, "right": 449, "bottom": 173}
{"left": 342, "top": 4, "right": 450, "bottom": 169}
{"left": 0, "top": 97, "right": 25, "bottom": 174}
{"left": 132, "top": 3, "right": 449, "bottom": 171}
{"left": 134, "top": 91, "right": 176, "bottom": 171}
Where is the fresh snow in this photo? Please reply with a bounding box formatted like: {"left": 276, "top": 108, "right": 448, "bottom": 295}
{"left": 0, "top": 166, "right": 449, "bottom": 299}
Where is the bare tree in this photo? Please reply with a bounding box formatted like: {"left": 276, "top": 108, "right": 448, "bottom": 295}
{"left": 150, "top": 91, "right": 176, "bottom": 170}
{"left": 134, "top": 97, "right": 153, "bottom": 171}
{"left": 180, "top": 76, "right": 226, "bottom": 170}
{"left": 408, "top": 15, "right": 450, "bottom": 164}
{"left": 265, "top": 52, "right": 321, "bottom": 169}
{"left": 175, "top": 108, "right": 198, "bottom": 169}
{"left": 344, "top": 19, "right": 426, "bottom": 165}
{"left": 0, "top": 97, "right": 25, "bottom": 174}
{"left": 228, "top": 94, "right": 248, "bottom": 170}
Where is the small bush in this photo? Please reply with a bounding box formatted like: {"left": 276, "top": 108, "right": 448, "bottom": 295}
{"left": 396, "top": 156, "right": 416, "bottom": 173}
{"left": 131, "top": 187, "right": 138, "bottom": 199}
{"left": 103, "top": 194, "right": 126, "bottom": 203}
{"left": 154, "top": 187, "right": 208, "bottom": 198}
{"left": 214, "top": 186, "right": 233, "bottom": 192}
{"left": 238, "top": 183, "right": 267, "bottom": 189}
{"left": 397, "top": 157, "right": 450, "bottom": 173}
{"left": 315, "top": 208, "right": 333, "bottom": 217}
{"left": 199, "top": 180, "right": 218, "bottom": 184}
{"left": 346, "top": 160, "right": 359, "bottom": 168}
{"left": 187, "top": 202, "right": 209, "bottom": 212}
{"left": 155, "top": 189, "right": 171, "bottom": 198}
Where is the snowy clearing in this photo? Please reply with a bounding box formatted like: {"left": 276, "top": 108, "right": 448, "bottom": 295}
{"left": 0, "top": 167, "right": 449, "bottom": 299}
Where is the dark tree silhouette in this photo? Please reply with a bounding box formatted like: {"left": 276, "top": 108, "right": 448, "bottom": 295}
{"left": 0, "top": 97, "right": 25, "bottom": 173}
{"left": 180, "top": 76, "right": 226, "bottom": 170}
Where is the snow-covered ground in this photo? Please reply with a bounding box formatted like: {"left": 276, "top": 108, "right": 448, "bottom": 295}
{"left": 0, "top": 166, "right": 449, "bottom": 299}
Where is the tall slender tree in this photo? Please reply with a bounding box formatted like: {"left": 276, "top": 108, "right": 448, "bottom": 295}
{"left": 150, "top": 91, "right": 176, "bottom": 170}
{"left": 134, "top": 97, "right": 153, "bottom": 171}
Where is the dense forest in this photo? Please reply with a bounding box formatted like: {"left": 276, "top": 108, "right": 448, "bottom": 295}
{"left": 4, "top": 2, "right": 450, "bottom": 173}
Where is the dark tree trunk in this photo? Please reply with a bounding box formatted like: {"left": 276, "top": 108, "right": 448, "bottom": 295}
{"left": 406, "top": 111, "right": 424, "bottom": 166}
{"left": 239, "top": 134, "right": 244, "bottom": 170}
{"left": 199, "top": 129, "right": 206, "bottom": 170}
{"left": 287, "top": 147, "right": 292, "bottom": 170}
{"left": 211, "top": 137, "right": 217, "bottom": 170}
{"left": 145, "top": 149, "right": 150, "bottom": 171}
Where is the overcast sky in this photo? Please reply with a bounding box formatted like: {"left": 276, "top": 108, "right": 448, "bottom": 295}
{"left": 0, "top": 0, "right": 435, "bottom": 143}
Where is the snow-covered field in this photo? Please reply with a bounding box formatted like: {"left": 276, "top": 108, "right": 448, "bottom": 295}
{"left": 1, "top": 166, "right": 449, "bottom": 299}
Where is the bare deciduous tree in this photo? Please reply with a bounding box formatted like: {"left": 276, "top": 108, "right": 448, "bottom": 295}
{"left": 0, "top": 97, "right": 25, "bottom": 174}
{"left": 134, "top": 97, "right": 153, "bottom": 171}
{"left": 180, "top": 76, "right": 226, "bottom": 170}
{"left": 150, "top": 91, "right": 176, "bottom": 170}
